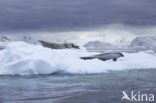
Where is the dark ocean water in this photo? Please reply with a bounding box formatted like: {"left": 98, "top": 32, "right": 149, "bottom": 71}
{"left": 0, "top": 69, "right": 156, "bottom": 103}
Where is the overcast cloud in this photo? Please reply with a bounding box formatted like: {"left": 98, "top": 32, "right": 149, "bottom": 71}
{"left": 0, "top": 0, "right": 156, "bottom": 32}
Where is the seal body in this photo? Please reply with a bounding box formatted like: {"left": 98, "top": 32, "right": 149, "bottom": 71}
{"left": 39, "top": 40, "right": 79, "bottom": 49}
{"left": 80, "top": 52, "right": 124, "bottom": 61}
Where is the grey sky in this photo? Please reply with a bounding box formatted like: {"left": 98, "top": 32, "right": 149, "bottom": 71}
{"left": 0, "top": 0, "right": 156, "bottom": 32}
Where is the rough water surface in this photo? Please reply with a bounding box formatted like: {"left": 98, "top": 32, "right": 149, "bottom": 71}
{"left": 0, "top": 69, "right": 156, "bottom": 103}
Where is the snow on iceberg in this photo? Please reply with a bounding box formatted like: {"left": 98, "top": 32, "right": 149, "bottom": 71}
{"left": 0, "top": 41, "right": 156, "bottom": 75}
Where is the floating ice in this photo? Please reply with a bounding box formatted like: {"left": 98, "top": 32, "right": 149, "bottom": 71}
{"left": 0, "top": 41, "right": 156, "bottom": 75}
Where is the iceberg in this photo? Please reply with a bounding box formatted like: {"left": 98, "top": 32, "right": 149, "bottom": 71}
{"left": 84, "top": 41, "right": 113, "bottom": 48}
{"left": 130, "top": 36, "right": 156, "bottom": 51}
{"left": 0, "top": 41, "right": 156, "bottom": 75}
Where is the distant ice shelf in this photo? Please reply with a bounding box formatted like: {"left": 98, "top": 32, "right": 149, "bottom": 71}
{"left": 84, "top": 36, "right": 156, "bottom": 52}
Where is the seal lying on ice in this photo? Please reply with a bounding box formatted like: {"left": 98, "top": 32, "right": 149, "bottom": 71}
{"left": 39, "top": 40, "right": 79, "bottom": 49}
{"left": 80, "top": 52, "right": 124, "bottom": 61}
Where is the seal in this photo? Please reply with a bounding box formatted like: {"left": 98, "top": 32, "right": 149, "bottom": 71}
{"left": 39, "top": 40, "right": 79, "bottom": 49}
{"left": 80, "top": 52, "right": 124, "bottom": 61}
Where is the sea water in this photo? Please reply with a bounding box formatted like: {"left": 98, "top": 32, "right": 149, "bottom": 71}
{"left": 0, "top": 69, "right": 156, "bottom": 103}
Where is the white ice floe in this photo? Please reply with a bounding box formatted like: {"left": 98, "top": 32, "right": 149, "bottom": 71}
{"left": 0, "top": 41, "right": 156, "bottom": 75}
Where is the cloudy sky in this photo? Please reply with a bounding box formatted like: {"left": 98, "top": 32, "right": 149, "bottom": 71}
{"left": 0, "top": 0, "right": 156, "bottom": 32}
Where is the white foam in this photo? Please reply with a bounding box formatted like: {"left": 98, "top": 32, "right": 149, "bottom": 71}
{"left": 0, "top": 41, "right": 156, "bottom": 75}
